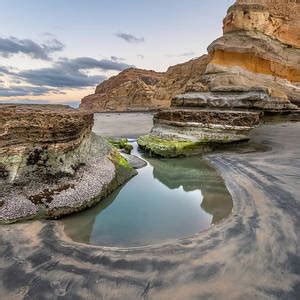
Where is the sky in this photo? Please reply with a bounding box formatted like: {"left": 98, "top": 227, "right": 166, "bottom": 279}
{"left": 0, "top": 0, "right": 235, "bottom": 106}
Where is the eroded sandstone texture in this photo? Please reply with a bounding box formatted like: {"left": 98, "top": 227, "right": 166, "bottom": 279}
{"left": 206, "top": 0, "right": 300, "bottom": 108}
{"left": 136, "top": 0, "right": 300, "bottom": 157}
{"left": 81, "top": 0, "right": 300, "bottom": 112}
{"left": 137, "top": 108, "right": 261, "bottom": 157}
{"left": 0, "top": 104, "right": 136, "bottom": 223}
{"left": 81, "top": 68, "right": 164, "bottom": 112}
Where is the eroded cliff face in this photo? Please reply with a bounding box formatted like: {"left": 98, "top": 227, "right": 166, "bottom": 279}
{"left": 224, "top": 0, "right": 300, "bottom": 48}
{"left": 0, "top": 104, "right": 93, "bottom": 182}
{"left": 81, "top": 0, "right": 300, "bottom": 111}
{"left": 0, "top": 104, "right": 136, "bottom": 223}
{"left": 153, "top": 55, "right": 209, "bottom": 105}
{"left": 80, "top": 68, "right": 164, "bottom": 112}
{"left": 205, "top": 0, "right": 300, "bottom": 107}
{"left": 80, "top": 56, "right": 210, "bottom": 112}
{"left": 136, "top": 0, "right": 300, "bottom": 157}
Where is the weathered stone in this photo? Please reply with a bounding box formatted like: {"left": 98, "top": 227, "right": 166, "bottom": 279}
{"left": 204, "top": 0, "right": 300, "bottom": 107}
{"left": 0, "top": 104, "right": 136, "bottom": 223}
{"left": 121, "top": 153, "right": 147, "bottom": 169}
{"left": 80, "top": 0, "right": 300, "bottom": 112}
{"left": 138, "top": 109, "right": 261, "bottom": 157}
{"left": 80, "top": 68, "right": 164, "bottom": 112}
{"left": 172, "top": 90, "right": 298, "bottom": 111}
{"left": 155, "top": 109, "right": 260, "bottom": 127}
{"left": 224, "top": 0, "right": 300, "bottom": 48}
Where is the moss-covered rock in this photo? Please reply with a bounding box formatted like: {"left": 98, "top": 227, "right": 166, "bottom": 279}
{"left": 108, "top": 138, "right": 133, "bottom": 154}
{"left": 137, "top": 135, "right": 214, "bottom": 158}
{"left": 0, "top": 105, "right": 137, "bottom": 223}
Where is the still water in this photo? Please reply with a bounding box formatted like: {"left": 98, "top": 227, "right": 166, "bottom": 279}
{"left": 62, "top": 142, "right": 232, "bottom": 247}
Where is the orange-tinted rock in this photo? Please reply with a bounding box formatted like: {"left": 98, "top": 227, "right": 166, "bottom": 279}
{"left": 224, "top": 0, "right": 300, "bottom": 48}
{"left": 206, "top": 0, "right": 300, "bottom": 106}
{"left": 209, "top": 50, "right": 300, "bottom": 83}
{"left": 81, "top": 0, "right": 300, "bottom": 111}
{"left": 153, "top": 55, "right": 209, "bottom": 105}
{"left": 80, "top": 68, "right": 164, "bottom": 112}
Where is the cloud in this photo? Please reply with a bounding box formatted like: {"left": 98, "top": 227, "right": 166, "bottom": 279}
{"left": 0, "top": 36, "right": 64, "bottom": 60}
{"left": 166, "top": 52, "right": 196, "bottom": 58}
{"left": 16, "top": 57, "right": 132, "bottom": 88}
{"left": 18, "top": 68, "right": 106, "bottom": 88}
{"left": 0, "top": 57, "right": 133, "bottom": 91}
{"left": 115, "top": 32, "right": 145, "bottom": 44}
{"left": 0, "top": 66, "right": 14, "bottom": 75}
{"left": 0, "top": 86, "right": 62, "bottom": 97}
{"left": 57, "top": 57, "right": 131, "bottom": 72}
{"left": 111, "top": 56, "right": 125, "bottom": 62}
{"left": 137, "top": 54, "right": 144, "bottom": 59}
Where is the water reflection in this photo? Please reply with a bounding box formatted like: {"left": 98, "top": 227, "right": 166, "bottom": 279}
{"left": 148, "top": 156, "right": 233, "bottom": 224}
{"left": 62, "top": 144, "right": 232, "bottom": 247}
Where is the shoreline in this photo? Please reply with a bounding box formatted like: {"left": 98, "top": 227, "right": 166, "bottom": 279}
{"left": 0, "top": 121, "right": 299, "bottom": 298}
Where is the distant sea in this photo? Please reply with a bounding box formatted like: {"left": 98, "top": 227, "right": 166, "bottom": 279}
{"left": 0, "top": 99, "right": 80, "bottom": 108}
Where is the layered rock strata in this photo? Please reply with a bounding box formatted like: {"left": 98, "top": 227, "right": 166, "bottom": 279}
{"left": 138, "top": 109, "right": 260, "bottom": 157}
{"left": 204, "top": 0, "right": 300, "bottom": 107}
{"left": 81, "top": 0, "right": 299, "bottom": 111}
{"left": 0, "top": 104, "right": 136, "bottom": 223}
{"left": 80, "top": 68, "right": 164, "bottom": 112}
{"left": 137, "top": 0, "right": 299, "bottom": 156}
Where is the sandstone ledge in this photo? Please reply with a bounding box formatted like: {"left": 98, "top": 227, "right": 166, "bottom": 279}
{"left": 0, "top": 104, "right": 136, "bottom": 223}
{"left": 138, "top": 109, "right": 261, "bottom": 158}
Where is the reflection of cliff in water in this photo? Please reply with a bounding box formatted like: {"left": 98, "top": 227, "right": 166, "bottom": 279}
{"left": 146, "top": 156, "right": 233, "bottom": 224}
{"left": 61, "top": 188, "right": 121, "bottom": 244}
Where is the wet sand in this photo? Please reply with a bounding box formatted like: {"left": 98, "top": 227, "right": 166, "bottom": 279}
{"left": 93, "top": 113, "right": 154, "bottom": 138}
{"left": 0, "top": 120, "right": 299, "bottom": 299}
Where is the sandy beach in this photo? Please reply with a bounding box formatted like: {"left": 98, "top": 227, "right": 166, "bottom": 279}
{"left": 0, "top": 116, "right": 299, "bottom": 299}
{"left": 93, "top": 113, "right": 154, "bottom": 138}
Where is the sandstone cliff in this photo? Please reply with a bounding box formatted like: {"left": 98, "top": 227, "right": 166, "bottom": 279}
{"left": 136, "top": 0, "right": 300, "bottom": 157}
{"left": 205, "top": 0, "right": 300, "bottom": 107}
{"left": 81, "top": 68, "right": 164, "bottom": 112}
{"left": 81, "top": 0, "right": 299, "bottom": 111}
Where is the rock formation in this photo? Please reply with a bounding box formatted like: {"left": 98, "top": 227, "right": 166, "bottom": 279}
{"left": 137, "top": 109, "right": 261, "bottom": 157}
{"left": 0, "top": 104, "right": 136, "bottom": 223}
{"left": 80, "top": 68, "right": 164, "bottom": 112}
{"left": 136, "top": 0, "right": 300, "bottom": 157}
{"left": 205, "top": 0, "right": 300, "bottom": 108}
{"left": 80, "top": 0, "right": 300, "bottom": 156}
{"left": 81, "top": 0, "right": 299, "bottom": 112}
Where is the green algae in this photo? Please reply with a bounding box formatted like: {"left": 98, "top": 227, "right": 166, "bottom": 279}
{"left": 108, "top": 138, "right": 133, "bottom": 154}
{"left": 137, "top": 135, "right": 214, "bottom": 158}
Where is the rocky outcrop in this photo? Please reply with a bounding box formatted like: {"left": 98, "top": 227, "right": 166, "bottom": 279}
{"left": 204, "top": 0, "right": 300, "bottom": 107}
{"left": 81, "top": 0, "right": 299, "bottom": 112}
{"left": 138, "top": 109, "right": 261, "bottom": 157}
{"left": 81, "top": 0, "right": 299, "bottom": 155}
{"left": 137, "top": 0, "right": 299, "bottom": 157}
{"left": 80, "top": 56, "right": 210, "bottom": 112}
{"left": 80, "top": 68, "right": 164, "bottom": 112}
{"left": 224, "top": 0, "right": 300, "bottom": 48}
{"left": 0, "top": 104, "right": 136, "bottom": 223}
{"left": 153, "top": 55, "right": 209, "bottom": 105}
